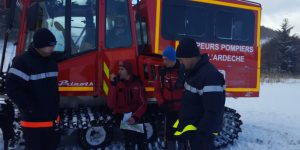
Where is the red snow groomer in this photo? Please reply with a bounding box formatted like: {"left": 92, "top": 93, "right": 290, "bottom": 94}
{"left": 1, "top": 0, "right": 261, "bottom": 149}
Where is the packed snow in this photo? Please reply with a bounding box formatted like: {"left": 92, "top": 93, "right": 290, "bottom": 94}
{"left": 224, "top": 80, "right": 300, "bottom": 150}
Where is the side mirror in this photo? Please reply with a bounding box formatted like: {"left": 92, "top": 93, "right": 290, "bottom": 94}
{"left": 27, "top": 3, "right": 40, "bottom": 31}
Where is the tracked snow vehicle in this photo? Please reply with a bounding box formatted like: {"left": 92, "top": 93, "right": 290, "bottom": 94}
{"left": 1, "top": 0, "right": 261, "bottom": 149}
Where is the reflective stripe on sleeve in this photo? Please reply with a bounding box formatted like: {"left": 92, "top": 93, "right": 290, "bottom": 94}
{"left": 8, "top": 68, "right": 30, "bottom": 81}
{"left": 184, "top": 82, "right": 198, "bottom": 93}
{"left": 203, "top": 85, "right": 226, "bottom": 92}
{"left": 184, "top": 82, "right": 225, "bottom": 96}
{"left": 8, "top": 68, "right": 58, "bottom": 81}
{"left": 30, "top": 72, "right": 58, "bottom": 80}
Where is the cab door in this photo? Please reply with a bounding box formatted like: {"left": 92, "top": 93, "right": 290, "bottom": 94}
{"left": 99, "top": 0, "right": 138, "bottom": 97}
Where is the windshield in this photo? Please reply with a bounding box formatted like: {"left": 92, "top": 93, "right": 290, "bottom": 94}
{"left": 24, "top": 0, "right": 97, "bottom": 55}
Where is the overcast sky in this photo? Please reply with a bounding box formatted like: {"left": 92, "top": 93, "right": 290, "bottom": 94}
{"left": 243, "top": 0, "right": 300, "bottom": 35}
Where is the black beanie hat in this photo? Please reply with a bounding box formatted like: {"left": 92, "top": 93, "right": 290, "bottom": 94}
{"left": 176, "top": 37, "right": 200, "bottom": 58}
{"left": 33, "top": 28, "right": 57, "bottom": 48}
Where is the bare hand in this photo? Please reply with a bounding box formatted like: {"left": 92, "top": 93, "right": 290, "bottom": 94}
{"left": 127, "top": 117, "right": 136, "bottom": 125}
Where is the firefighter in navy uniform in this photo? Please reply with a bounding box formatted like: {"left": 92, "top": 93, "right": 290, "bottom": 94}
{"left": 154, "top": 46, "right": 185, "bottom": 149}
{"left": 173, "top": 38, "right": 226, "bottom": 150}
{"left": 6, "top": 28, "right": 60, "bottom": 150}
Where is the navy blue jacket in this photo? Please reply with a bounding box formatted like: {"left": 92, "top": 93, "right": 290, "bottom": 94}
{"left": 178, "top": 54, "right": 226, "bottom": 133}
{"left": 6, "top": 45, "right": 59, "bottom": 122}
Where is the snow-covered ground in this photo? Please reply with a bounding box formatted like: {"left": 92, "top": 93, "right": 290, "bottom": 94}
{"left": 225, "top": 79, "right": 300, "bottom": 150}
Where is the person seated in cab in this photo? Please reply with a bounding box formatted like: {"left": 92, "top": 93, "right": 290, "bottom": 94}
{"left": 106, "top": 17, "right": 132, "bottom": 48}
